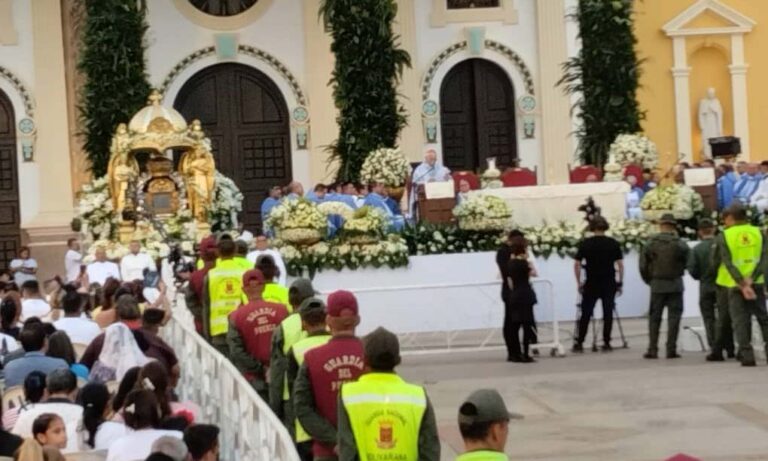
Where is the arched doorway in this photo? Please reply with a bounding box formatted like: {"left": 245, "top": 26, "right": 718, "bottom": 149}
{"left": 0, "top": 90, "right": 20, "bottom": 271}
{"left": 439, "top": 59, "right": 517, "bottom": 171}
{"left": 174, "top": 63, "right": 292, "bottom": 230}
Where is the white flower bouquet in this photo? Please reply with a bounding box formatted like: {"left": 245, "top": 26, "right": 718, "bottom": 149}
{"left": 342, "top": 206, "right": 388, "bottom": 243}
{"left": 75, "top": 178, "right": 116, "bottom": 242}
{"left": 641, "top": 184, "right": 703, "bottom": 220}
{"left": 318, "top": 201, "right": 355, "bottom": 221}
{"left": 360, "top": 147, "right": 410, "bottom": 187}
{"left": 267, "top": 198, "right": 328, "bottom": 245}
{"left": 208, "top": 171, "right": 244, "bottom": 231}
{"left": 607, "top": 133, "right": 659, "bottom": 169}
{"left": 453, "top": 195, "right": 511, "bottom": 231}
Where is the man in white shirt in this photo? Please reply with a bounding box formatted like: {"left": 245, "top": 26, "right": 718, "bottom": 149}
{"left": 409, "top": 149, "right": 452, "bottom": 218}
{"left": 53, "top": 288, "right": 100, "bottom": 345}
{"left": 246, "top": 234, "right": 287, "bottom": 286}
{"left": 87, "top": 247, "right": 121, "bottom": 286}
{"left": 120, "top": 240, "right": 157, "bottom": 282}
{"left": 13, "top": 368, "right": 83, "bottom": 453}
{"left": 20, "top": 280, "right": 51, "bottom": 321}
{"left": 64, "top": 238, "right": 82, "bottom": 283}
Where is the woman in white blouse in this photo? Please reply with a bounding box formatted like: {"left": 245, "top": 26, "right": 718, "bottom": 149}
{"left": 106, "top": 390, "right": 182, "bottom": 461}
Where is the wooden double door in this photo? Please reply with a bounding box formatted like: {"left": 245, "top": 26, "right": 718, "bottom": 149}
{"left": 175, "top": 63, "right": 292, "bottom": 231}
{"left": 0, "top": 90, "right": 20, "bottom": 271}
{"left": 439, "top": 58, "right": 518, "bottom": 172}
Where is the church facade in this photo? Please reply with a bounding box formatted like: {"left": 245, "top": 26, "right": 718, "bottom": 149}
{"left": 0, "top": 0, "right": 580, "bottom": 274}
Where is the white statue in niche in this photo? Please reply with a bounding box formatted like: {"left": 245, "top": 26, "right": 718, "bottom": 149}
{"left": 698, "top": 87, "right": 723, "bottom": 159}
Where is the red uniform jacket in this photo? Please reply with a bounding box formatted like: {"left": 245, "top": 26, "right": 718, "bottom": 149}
{"left": 230, "top": 300, "right": 289, "bottom": 366}
{"left": 303, "top": 336, "right": 365, "bottom": 457}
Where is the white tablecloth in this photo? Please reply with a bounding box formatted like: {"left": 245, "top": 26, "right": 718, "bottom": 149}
{"left": 472, "top": 182, "right": 630, "bottom": 226}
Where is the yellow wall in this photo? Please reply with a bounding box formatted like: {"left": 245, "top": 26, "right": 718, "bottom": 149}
{"left": 634, "top": 0, "right": 768, "bottom": 169}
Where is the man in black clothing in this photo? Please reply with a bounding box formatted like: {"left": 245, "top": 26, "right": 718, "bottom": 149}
{"left": 573, "top": 217, "right": 624, "bottom": 352}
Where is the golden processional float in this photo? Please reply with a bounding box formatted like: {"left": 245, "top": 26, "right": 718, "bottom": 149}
{"left": 107, "top": 90, "right": 216, "bottom": 243}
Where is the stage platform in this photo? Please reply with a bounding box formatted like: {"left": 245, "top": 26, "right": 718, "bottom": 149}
{"left": 301, "top": 251, "right": 702, "bottom": 337}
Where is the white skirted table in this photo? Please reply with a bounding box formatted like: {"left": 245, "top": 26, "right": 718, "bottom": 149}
{"left": 471, "top": 182, "right": 631, "bottom": 226}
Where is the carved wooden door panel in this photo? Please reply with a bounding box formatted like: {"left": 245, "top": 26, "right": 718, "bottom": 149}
{"left": 439, "top": 59, "right": 517, "bottom": 171}
{"left": 0, "top": 91, "right": 20, "bottom": 271}
{"left": 439, "top": 60, "right": 477, "bottom": 172}
{"left": 473, "top": 59, "right": 517, "bottom": 168}
{"left": 175, "top": 63, "right": 292, "bottom": 231}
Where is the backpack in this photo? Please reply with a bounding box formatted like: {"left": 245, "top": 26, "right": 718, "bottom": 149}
{"left": 650, "top": 236, "right": 685, "bottom": 280}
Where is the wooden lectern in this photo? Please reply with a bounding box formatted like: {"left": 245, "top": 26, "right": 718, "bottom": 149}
{"left": 684, "top": 168, "right": 717, "bottom": 212}
{"left": 417, "top": 184, "right": 455, "bottom": 224}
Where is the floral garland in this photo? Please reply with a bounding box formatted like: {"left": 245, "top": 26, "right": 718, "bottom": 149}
{"left": 607, "top": 133, "right": 658, "bottom": 169}
{"left": 266, "top": 198, "right": 328, "bottom": 244}
{"left": 453, "top": 195, "right": 512, "bottom": 231}
{"left": 275, "top": 234, "right": 410, "bottom": 276}
{"left": 73, "top": 171, "right": 242, "bottom": 255}
{"left": 360, "top": 147, "right": 410, "bottom": 187}
{"left": 317, "top": 201, "right": 355, "bottom": 221}
{"left": 640, "top": 184, "right": 704, "bottom": 220}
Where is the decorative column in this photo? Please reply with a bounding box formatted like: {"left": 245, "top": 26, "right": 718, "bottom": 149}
{"left": 393, "top": 0, "right": 422, "bottom": 162}
{"left": 670, "top": 36, "right": 692, "bottom": 162}
{"left": 729, "top": 33, "right": 750, "bottom": 159}
{"left": 303, "top": 0, "right": 337, "bottom": 184}
{"left": 535, "top": 0, "right": 571, "bottom": 184}
{"left": 27, "top": 0, "right": 76, "bottom": 280}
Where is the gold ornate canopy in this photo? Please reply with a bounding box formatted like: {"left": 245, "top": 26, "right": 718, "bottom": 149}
{"left": 106, "top": 90, "right": 217, "bottom": 241}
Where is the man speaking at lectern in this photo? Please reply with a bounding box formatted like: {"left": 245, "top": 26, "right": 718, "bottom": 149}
{"left": 410, "top": 149, "right": 451, "bottom": 219}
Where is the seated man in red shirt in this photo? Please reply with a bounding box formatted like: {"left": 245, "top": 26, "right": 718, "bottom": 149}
{"left": 227, "top": 269, "right": 289, "bottom": 400}
{"left": 293, "top": 290, "right": 365, "bottom": 460}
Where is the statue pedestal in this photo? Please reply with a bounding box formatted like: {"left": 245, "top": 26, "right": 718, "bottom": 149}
{"left": 118, "top": 222, "right": 136, "bottom": 244}
{"left": 195, "top": 221, "right": 211, "bottom": 240}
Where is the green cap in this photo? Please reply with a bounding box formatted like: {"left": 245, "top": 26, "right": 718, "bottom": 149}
{"left": 298, "top": 297, "right": 326, "bottom": 316}
{"left": 290, "top": 279, "right": 317, "bottom": 302}
{"left": 659, "top": 213, "right": 676, "bottom": 225}
{"left": 363, "top": 327, "right": 401, "bottom": 370}
{"left": 458, "top": 389, "right": 522, "bottom": 425}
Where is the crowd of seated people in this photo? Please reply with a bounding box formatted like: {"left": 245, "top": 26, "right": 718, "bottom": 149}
{"left": 0, "top": 243, "right": 220, "bottom": 461}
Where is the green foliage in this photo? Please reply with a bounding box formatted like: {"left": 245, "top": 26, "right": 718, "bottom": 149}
{"left": 77, "top": 0, "right": 151, "bottom": 177}
{"left": 559, "top": 0, "right": 644, "bottom": 167}
{"left": 320, "top": 0, "right": 411, "bottom": 183}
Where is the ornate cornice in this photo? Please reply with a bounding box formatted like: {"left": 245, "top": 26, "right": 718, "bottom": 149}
{"left": 421, "top": 40, "right": 535, "bottom": 102}
{"left": 0, "top": 66, "right": 34, "bottom": 117}
{"left": 159, "top": 45, "right": 307, "bottom": 106}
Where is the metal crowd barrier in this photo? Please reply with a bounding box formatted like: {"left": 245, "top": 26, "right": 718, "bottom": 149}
{"left": 162, "top": 296, "right": 300, "bottom": 461}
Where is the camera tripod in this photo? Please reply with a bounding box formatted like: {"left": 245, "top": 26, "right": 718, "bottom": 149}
{"left": 573, "top": 294, "right": 629, "bottom": 351}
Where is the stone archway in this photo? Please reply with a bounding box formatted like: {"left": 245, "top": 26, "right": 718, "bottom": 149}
{"left": 0, "top": 89, "right": 21, "bottom": 270}
{"left": 174, "top": 63, "right": 292, "bottom": 230}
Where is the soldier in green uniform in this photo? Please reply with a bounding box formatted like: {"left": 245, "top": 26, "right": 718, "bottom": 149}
{"left": 687, "top": 218, "right": 734, "bottom": 359}
{"left": 455, "top": 389, "right": 522, "bottom": 461}
{"left": 640, "top": 213, "right": 690, "bottom": 359}
{"left": 712, "top": 205, "right": 768, "bottom": 367}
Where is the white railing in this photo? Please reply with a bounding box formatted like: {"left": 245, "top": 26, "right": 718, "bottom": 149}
{"left": 162, "top": 295, "right": 300, "bottom": 461}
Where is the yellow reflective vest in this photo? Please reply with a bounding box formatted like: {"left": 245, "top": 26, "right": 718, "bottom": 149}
{"left": 717, "top": 224, "right": 764, "bottom": 288}
{"left": 207, "top": 259, "right": 247, "bottom": 337}
{"left": 291, "top": 334, "right": 331, "bottom": 443}
{"left": 341, "top": 373, "right": 427, "bottom": 461}
{"left": 455, "top": 451, "right": 509, "bottom": 461}
{"left": 264, "top": 283, "right": 290, "bottom": 311}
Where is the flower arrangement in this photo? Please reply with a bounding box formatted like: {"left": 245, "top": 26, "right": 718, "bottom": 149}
{"left": 75, "top": 177, "right": 117, "bottom": 242}
{"left": 266, "top": 198, "right": 328, "bottom": 244}
{"left": 318, "top": 201, "right": 355, "bottom": 221}
{"left": 607, "top": 133, "right": 658, "bottom": 169}
{"left": 343, "top": 206, "right": 388, "bottom": 237}
{"left": 640, "top": 184, "right": 704, "bottom": 220}
{"left": 208, "top": 171, "right": 245, "bottom": 232}
{"left": 453, "top": 195, "right": 511, "bottom": 231}
{"left": 360, "top": 147, "right": 410, "bottom": 187}
{"left": 275, "top": 234, "right": 409, "bottom": 276}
